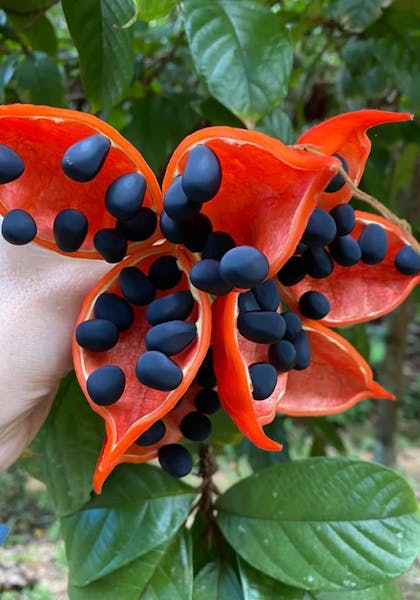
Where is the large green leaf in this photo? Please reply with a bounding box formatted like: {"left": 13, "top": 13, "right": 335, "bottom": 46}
{"left": 10, "top": 13, "right": 58, "bottom": 56}
{"left": 216, "top": 458, "right": 420, "bottom": 592}
{"left": 315, "top": 580, "right": 401, "bottom": 599}
{"left": 136, "top": 0, "right": 177, "bottom": 21}
{"left": 325, "top": 0, "right": 388, "bottom": 31}
{"left": 193, "top": 561, "right": 243, "bottom": 600}
{"left": 0, "top": 53, "right": 18, "bottom": 103}
{"left": 255, "top": 108, "right": 294, "bottom": 144}
{"left": 69, "top": 530, "right": 193, "bottom": 600}
{"left": 62, "top": 463, "right": 195, "bottom": 586}
{"left": 62, "top": 0, "right": 135, "bottom": 110}
{"left": 0, "top": 0, "right": 55, "bottom": 12}
{"left": 238, "top": 558, "right": 308, "bottom": 599}
{"left": 23, "top": 372, "right": 104, "bottom": 517}
{"left": 183, "top": 0, "right": 293, "bottom": 125}
{"left": 16, "top": 51, "right": 65, "bottom": 105}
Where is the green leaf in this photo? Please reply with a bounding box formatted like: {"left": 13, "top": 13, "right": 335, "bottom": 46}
{"left": 0, "top": 53, "right": 18, "bottom": 103}
{"left": 136, "top": 0, "right": 177, "bottom": 21}
{"left": 62, "top": 463, "right": 195, "bottom": 586}
{"left": 62, "top": 0, "right": 135, "bottom": 110}
{"left": 10, "top": 13, "right": 57, "bottom": 56}
{"left": 0, "top": 0, "right": 55, "bottom": 12}
{"left": 315, "top": 580, "right": 401, "bottom": 599}
{"left": 325, "top": 0, "right": 388, "bottom": 31}
{"left": 23, "top": 372, "right": 104, "bottom": 517}
{"left": 216, "top": 458, "right": 420, "bottom": 592}
{"left": 69, "top": 530, "right": 193, "bottom": 600}
{"left": 255, "top": 108, "right": 294, "bottom": 144}
{"left": 193, "top": 561, "right": 243, "bottom": 600}
{"left": 16, "top": 50, "right": 65, "bottom": 106}
{"left": 238, "top": 558, "right": 307, "bottom": 599}
{"left": 183, "top": 0, "right": 293, "bottom": 125}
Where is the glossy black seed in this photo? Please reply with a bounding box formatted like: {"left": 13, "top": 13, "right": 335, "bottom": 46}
{"left": 86, "top": 365, "right": 125, "bottom": 406}
{"left": 94, "top": 292, "right": 134, "bottom": 332}
{"left": 358, "top": 223, "right": 388, "bottom": 264}
{"left": 202, "top": 231, "right": 236, "bottom": 260}
{"left": 146, "top": 290, "right": 195, "bottom": 326}
{"left": 116, "top": 207, "right": 157, "bottom": 242}
{"left": 158, "top": 444, "right": 193, "bottom": 478}
{"left": 237, "top": 311, "right": 286, "bottom": 344}
{"left": 182, "top": 144, "right": 221, "bottom": 203}
{"left": 294, "top": 242, "right": 308, "bottom": 255}
{"left": 268, "top": 341, "right": 296, "bottom": 372}
{"left": 238, "top": 290, "right": 260, "bottom": 313}
{"left": 105, "top": 173, "right": 146, "bottom": 220}
{"left": 119, "top": 266, "right": 155, "bottom": 305}
{"left": 135, "top": 350, "right": 183, "bottom": 391}
{"left": 190, "top": 259, "right": 233, "bottom": 295}
{"left": 220, "top": 246, "right": 269, "bottom": 289}
{"left": 75, "top": 318, "right": 119, "bottom": 352}
{"left": 249, "top": 362, "right": 278, "bottom": 400}
{"left": 277, "top": 257, "right": 307, "bottom": 286}
{"left": 324, "top": 153, "right": 349, "bottom": 193}
{"left": 182, "top": 214, "right": 213, "bottom": 253}
{"left": 145, "top": 320, "right": 197, "bottom": 356}
{"left": 196, "top": 348, "right": 216, "bottom": 388}
{"left": 282, "top": 311, "right": 302, "bottom": 340}
{"left": 395, "top": 246, "right": 420, "bottom": 275}
{"left": 94, "top": 228, "right": 127, "bottom": 263}
{"left": 1, "top": 209, "right": 36, "bottom": 245}
{"left": 304, "top": 247, "right": 334, "bottom": 279}
{"left": 149, "top": 256, "right": 182, "bottom": 290}
{"left": 329, "top": 234, "right": 361, "bottom": 267}
{"left": 298, "top": 291, "right": 330, "bottom": 320}
{"left": 0, "top": 145, "right": 24, "bottom": 183}
{"left": 293, "top": 330, "right": 311, "bottom": 370}
{"left": 62, "top": 134, "right": 110, "bottom": 182}
{"left": 330, "top": 203, "right": 355, "bottom": 235}
{"left": 164, "top": 176, "right": 201, "bottom": 222}
{"left": 180, "top": 411, "right": 212, "bottom": 441}
{"left": 302, "top": 208, "right": 337, "bottom": 248}
{"left": 134, "top": 420, "right": 166, "bottom": 446}
{"left": 252, "top": 279, "right": 280, "bottom": 311}
{"left": 53, "top": 208, "right": 88, "bottom": 252}
{"left": 160, "top": 211, "right": 185, "bottom": 244}
{"left": 194, "top": 388, "right": 220, "bottom": 414}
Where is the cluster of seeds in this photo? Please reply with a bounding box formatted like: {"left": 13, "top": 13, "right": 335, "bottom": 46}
{"left": 0, "top": 135, "right": 158, "bottom": 258}
{"left": 237, "top": 279, "right": 311, "bottom": 400}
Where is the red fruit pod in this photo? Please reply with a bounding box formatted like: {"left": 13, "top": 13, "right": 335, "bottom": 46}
{"left": 0, "top": 104, "right": 162, "bottom": 258}
{"left": 72, "top": 242, "right": 211, "bottom": 492}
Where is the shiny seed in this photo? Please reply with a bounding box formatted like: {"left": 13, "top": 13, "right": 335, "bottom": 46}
{"left": 182, "top": 214, "right": 213, "bottom": 253}
{"left": 302, "top": 208, "right": 337, "bottom": 247}
{"left": 180, "top": 411, "right": 212, "bottom": 441}
{"left": 220, "top": 245, "right": 269, "bottom": 289}
{"left": 116, "top": 207, "right": 157, "bottom": 241}
{"left": 324, "top": 153, "right": 349, "bottom": 193}
{"left": 194, "top": 389, "right": 220, "bottom": 414}
{"left": 53, "top": 208, "right": 88, "bottom": 252}
{"left": 87, "top": 365, "right": 125, "bottom": 406}
{"left": 190, "top": 259, "right": 233, "bottom": 295}
{"left": 282, "top": 311, "right": 302, "bottom": 340}
{"left": 329, "top": 234, "right": 361, "bottom": 266}
{"left": 277, "top": 256, "right": 307, "bottom": 286}
{"left": 135, "top": 350, "right": 183, "bottom": 391}
{"left": 304, "top": 247, "right": 334, "bottom": 279}
{"left": 145, "top": 320, "right": 197, "bottom": 356}
{"left": 146, "top": 290, "right": 195, "bottom": 326}
{"left": 202, "top": 231, "right": 236, "bottom": 260}
{"left": 148, "top": 256, "right": 182, "bottom": 290}
{"left": 182, "top": 144, "right": 221, "bottom": 203}
{"left": 158, "top": 444, "right": 193, "bottom": 477}
{"left": 358, "top": 223, "right": 388, "bottom": 264}
{"left": 1, "top": 209, "right": 36, "bottom": 245}
{"left": 119, "top": 266, "right": 155, "bottom": 305}
{"left": 164, "top": 176, "right": 200, "bottom": 222}
{"left": 94, "top": 228, "right": 127, "bottom": 263}
{"left": 395, "top": 246, "right": 420, "bottom": 275}
{"left": 249, "top": 362, "right": 278, "bottom": 400}
{"left": 135, "top": 420, "right": 166, "bottom": 446}
{"left": 237, "top": 311, "right": 286, "bottom": 344}
{"left": 196, "top": 348, "right": 216, "bottom": 388}
{"left": 252, "top": 279, "right": 281, "bottom": 311}
{"left": 105, "top": 173, "right": 146, "bottom": 220}
{"left": 330, "top": 203, "right": 355, "bottom": 235}
{"left": 293, "top": 330, "right": 311, "bottom": 370}
{"left": 238, "top": 290, "right": 260, "bottom": 313}
{"left": 298, "top": 291, "right": 330, "bottom": 320}
{"left": 94, "top": 292, "right": 134, "bottom": 332}
{"left": 268, "top": 340, "right": 297, "bottom": 372}
{"left": 75, "top": 318, "right": 119, "bottom": 352}
{"left": 0, "top": 145, "right": 24, "bottom": 183}
{"left": 62, "top": 134, "right": 110, "bottom": 182}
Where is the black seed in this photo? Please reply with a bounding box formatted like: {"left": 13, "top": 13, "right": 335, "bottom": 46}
{"left": 330, "top": 203, "right": 355, "bottom": 235}
{"left": 293, "top": 330, "right": 311, "bottom": 370}
{"left": 196, "top": 348, "right": 216, "bottom": 388}
{"left": 252, "top": 279, "right": 280, "bottom": 311}
{"left": 94, "top": 228, "right": 127, "bottom": 263}
{"left": 298, "top": 291, "right": 330, "bottom": 320}
{"left": 53, "top": 208, "right": 88, "bottom": 252}
{"left": 182, "top": 144, "right": 221, "bottom": 203}
{"left": 202, "top": 231, "right": 236, "bottom": 260}
{"left": 164, "top": 176, "right": 201, "bottom": 222}
{"left": 182, "top": 214, "right": 213, "bottom": 253}
{"left": 395, "top": 246, "right": 420, "bottom": 275}
{"left": 180, "top": 411, "right": 212, "bottom": 441}
{"left": 294, "top": 242, "right": 308, "bottom": 255}
{"left": 86, "top": 365, "right": 125, "bottom": 406}
{"left": 105, "top": 173, "right": 146, "bottom": 220}
{"left": 329, "top": 234, "right": 361, "bottom": 266}
{"left": 277, "top": 256, "right": 307, "bottom": 286}
{"left": 302, "top": 208, "right": 337, "bottom": 247}
{"left": 249, "top": 362, "right": 278, "bottom": 400}
{"left": 158, "top": 444, "right": 193, "bottom": 477}
{"left": 119, "top": 266, "right": 155, "bottom": 305}
{"left": 94, "top": 292, "right": 134, "bottom": 332}
{"left": 238, "top": 290, "right": 260, "bottom": 313}
{"left": 282, "top": 311, "right": 302, "bottom": 340}
{"left": 194, "top": 388, "right": 220, "bottom": 414}
{"left": 324, "top": 153, "right": 349, "bottom": 193}
{"left": 149, "top": 256, "right": 182, "bottom": 290}
{"left": 145, "top": 320, "right": 197, "bottom": 356}
{"left": 62, "top": 134, "right": 110, "bottom": 182}
{"left": 237, "top": 311, "right": 286, "bottom": 344}
{"left": 1, "top": 209, "right": 36, "bottom": 245}
{"left": 190, "top": 259, "right": 233, "bottom": 295}
{"left": 304, "top": 247, "right": 334, "bottom": 279}
{"left": 146, "top": 290, "right": 195, "bottom": 326}
{"left": 220, "top": 246, "right": 269, "bottom": 289}
{"left": 0, "top": 145, "right": 24, "bottom": 183}
{"left": 135, "top": 350, "right": 183, "bottom": 391}
{"left": 268, "top": 341, "right": 296, "bottom": 372}
{"left": 160, "top": 211, "right": 185, "bottom": 244}
{"left": 358, "top": 223, "right": 388, "bottom": 265}
{"left": 75, "top": 318, "right": 119, "bottom": 352}
{"left": 116, "top": 207, "right": 157, "bottom": 241}
{"left": 134, "top": 420, "right": 166, "bottom": 446}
